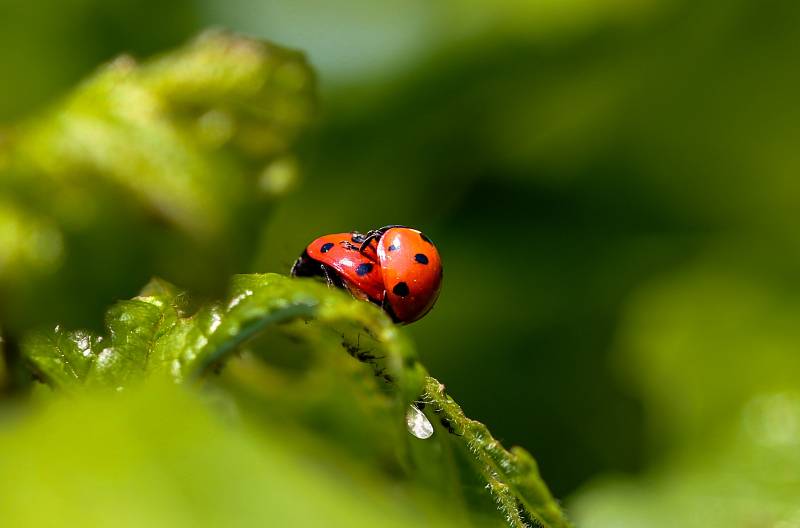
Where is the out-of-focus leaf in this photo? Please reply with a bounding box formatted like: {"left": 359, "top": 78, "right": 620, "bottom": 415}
{"left": 11, "top": 30, "right": 314, "bottom": 237}
{"left": 0, "top": 31, "right": 315, "bottom": 335}
{"left": 206, "top": 0, "right": 663, "bottom": 86}
{"left": 0, "top": 197, "right": 63, "bottom": 278}
{"left": 22, "top": 273, "right": 571, "bottom": 528}
{"left": 0, "top": 330, "right": 7, "bottom": 391}
{"left": 571, "top": 251, "right": 800, "bottom": 526}
{"left": 571, "top": 391, "right": 800, "bottom": 528}
{"left": 0, "top": 381, "right": 461, "bottom": 528}
{"left": 614, "top": 255, "right": 800, "bottom": 447}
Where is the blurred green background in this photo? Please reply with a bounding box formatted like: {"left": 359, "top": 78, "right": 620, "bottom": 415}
{"left": 2, "top": 0, "right": 800, "bottom": 525}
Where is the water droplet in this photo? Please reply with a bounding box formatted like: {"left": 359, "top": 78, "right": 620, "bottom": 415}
{"left": 406, "top": 404, "right": 433, "bottom": 439}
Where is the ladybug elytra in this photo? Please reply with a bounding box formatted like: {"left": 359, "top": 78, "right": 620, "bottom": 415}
{"left": 291, "top": 225, "right": 443, "bottom": 324}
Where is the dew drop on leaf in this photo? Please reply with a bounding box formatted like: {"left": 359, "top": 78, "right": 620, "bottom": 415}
{"left": 406, "top": 404, "right": 433, "bottom": 439}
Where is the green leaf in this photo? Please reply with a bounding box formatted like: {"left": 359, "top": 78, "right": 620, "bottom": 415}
{"left": 24, "top": 278, "right": 184, "bottom": 390}
{"left": 419, "top": 378, "right": 572, "bottom": 528}
{"left": 0, "top": 329, "right": 7, "bottom": 391}
{"left": 0, "top": 31, "right": 315, "bottom": 336}
{"left": 0, "top": 197, "right": 63, "bottom": 278}
{"left": 571, "top": 392, "right": 800, "bottom": 528}
{"left": 572, "top": 259, "right": 800, "bottom": 527}
{"left": 11, "top": 30, "right": 315, "bottom": 237}
{"left": 0, "top": 381, "right": 460, "bottom": 528}
{"left": 22, "top": 273, "right": 570, "bottom": 528}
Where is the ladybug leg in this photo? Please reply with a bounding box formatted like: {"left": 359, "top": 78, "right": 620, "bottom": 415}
{"left": 380, "top": 290, "right": 388, "bottom": 310}
{"left": 320, "top": 264, "right": 345, "bottom": 289}
{"left": 358, "top": 231, "right": 382, "bottom": 254}
{"left": 321, "top": 265, "right": 334, "bottom": 287}
{"left": 379, "top": 290, "right": 401, "bottom": 323}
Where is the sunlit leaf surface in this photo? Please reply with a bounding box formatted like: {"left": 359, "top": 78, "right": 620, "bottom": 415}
{"left": 22, "top": 273, "right": 571, "bottom": 528}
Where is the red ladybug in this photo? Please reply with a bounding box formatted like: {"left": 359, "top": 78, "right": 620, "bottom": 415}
{"left": 292, "top": 226, "right": 443, "bottom": 324}
{"left": 359, "top": 225, "right": 443, "bottom": 324}
{"left": 291, "top": 231, "right": 384, "bottom": 304}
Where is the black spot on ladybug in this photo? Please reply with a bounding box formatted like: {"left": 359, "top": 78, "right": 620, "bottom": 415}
{"left": 356, "top": 263, "right": 373, "bottom": 276}
{"left": 414, "top": 253, "right": 429, "bottom": 264}
{"left": 320, "top": 242, "right": 334, "bottom": 253}
{"left": 388, "top": 244, "right": 399, "bottom": 252}
{"left": 420, "top": 233, "right": 433, "bottom": 244}
{"left": 393, "top": 282, "right": 410, "bottom": 297}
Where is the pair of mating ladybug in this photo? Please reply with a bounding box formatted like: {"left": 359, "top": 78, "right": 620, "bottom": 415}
{"left": 292, "top": 225, "right": 442, "bottom": 324}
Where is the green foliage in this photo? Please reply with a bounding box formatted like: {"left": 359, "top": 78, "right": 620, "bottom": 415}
{"left": 0, "top": 382, "right": 456, "bottom": 528}
{"left": 21, "top": 274, "right": 571, "bottom": 528}
{"left": 570, "top": 255, "right": 800, "bottom": 527}
{"left": 0, "top": 30, "right": 314, "bottom": 333}
{"left": 1, "top": 29, "right": 574, "bottom": 527}
{"left": 6, "top": 1, "right": 797, "bottom": 524}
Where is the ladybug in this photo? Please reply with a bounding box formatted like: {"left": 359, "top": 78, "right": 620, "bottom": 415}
{"left": 359, "top": 225, "right": 443, "bottom": 324}
{"left": 291, "top": 231, "right": 384, "bottom": 304}
{"left": 292, "top": 226, "right": 443, "bottom": 324}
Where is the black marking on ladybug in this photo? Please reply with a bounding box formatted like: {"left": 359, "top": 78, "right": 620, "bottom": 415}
{"left": 351, "top": 233, "right": 365, "bottom": 243}
{"left": 392, "top": 282, "right": 410, "bottom": 297}
{"left": 320, "top": 242, "right": 334, "bottom": 253}
{"left": 356, "top": 263, "right": 373, "bottom": 276}
{"left": 420, "top": 232, "right": 433, "bottom": 244}
{"left": 414, "top": 253, "right": 429, "bottom": 264}
{"left": 388, "top": 244, "right": 399, "bottom": 252}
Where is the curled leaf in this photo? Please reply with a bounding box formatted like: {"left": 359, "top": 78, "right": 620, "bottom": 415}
{"left": 22, "top": 273, "right": 569, "bottom": 528}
